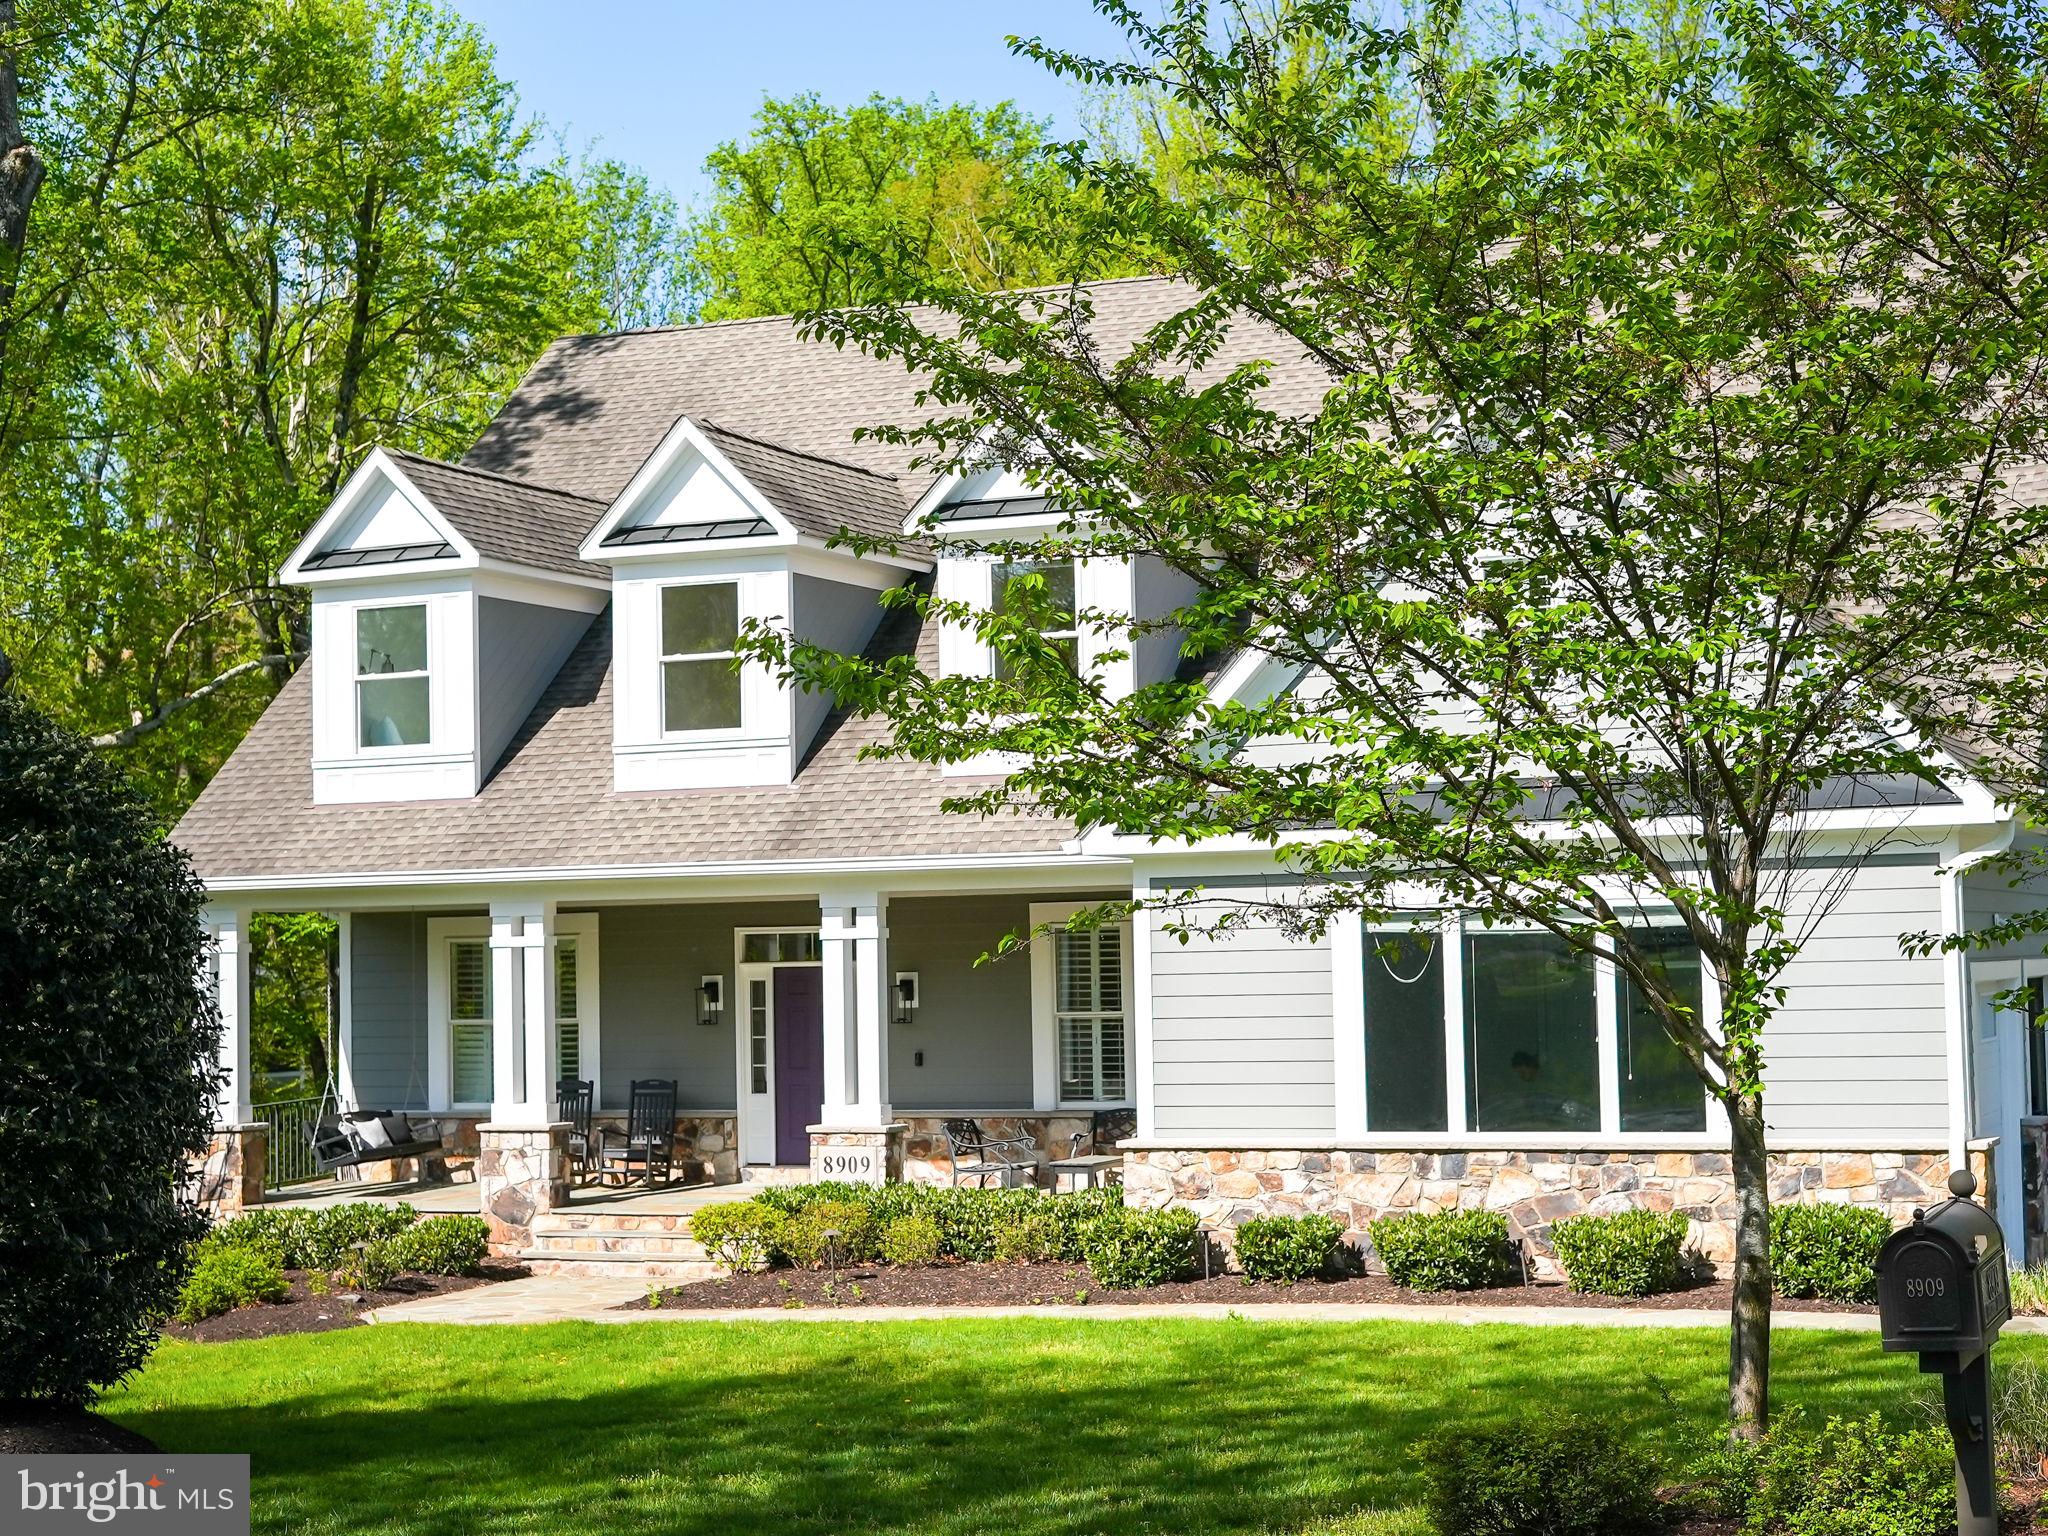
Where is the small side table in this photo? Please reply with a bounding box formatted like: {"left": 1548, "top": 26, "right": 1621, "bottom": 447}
{"left": 1045, "top": 1154, "right": 1119, "bottom": 1192}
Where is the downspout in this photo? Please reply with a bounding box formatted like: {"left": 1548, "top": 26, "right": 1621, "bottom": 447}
{"left": 1944, "top": 820, "right": 2019, "bottom": 1174}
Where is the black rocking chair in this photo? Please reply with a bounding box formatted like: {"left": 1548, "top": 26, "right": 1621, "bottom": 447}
{"left": 311, "top": 1110, "right": 442, "bottom": 1174}
{"left": 598, "top": 1079, "right": 677, "bottom": 1187}
{"left": 556, "top": 1077, "right": 595, "bottom": 1182}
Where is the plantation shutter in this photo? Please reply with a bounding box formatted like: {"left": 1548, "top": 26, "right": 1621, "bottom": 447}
{"left": 449, "top": 939, "right": 493, "bottom": 1105}
{"left": 1054, "top": 925, "right": 1128, "bottom": 1102}
{"left": 556, "top": 938, "right": 580, "bottom": 1082}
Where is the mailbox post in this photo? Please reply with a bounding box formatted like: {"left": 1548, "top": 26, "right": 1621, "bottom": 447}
{"left": 1875, "top": 1170, "right": 2011, "bottom": 1536}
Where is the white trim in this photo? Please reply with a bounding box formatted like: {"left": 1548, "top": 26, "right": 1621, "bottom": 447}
{"left": 1121, "top": 1134, "right": 1958, "bottom": 1153}
{"left": 1947, "top": 825, "right": 2019, "bottom": 1172}
{"left": 732, "top": 925, "right": 825, "bottom": 1165}
{"left": 1029, "top": 899, "right": 1136, "bottom": 1112}
{"left": 580, "top": 415, "right": 798, "bottom": 560}
{"left": 1131, "top": 877, "right": 1157, "bottom": 1140}
{"left": 333, "top": 911, "right": 357, "bottom": 1109}
{"left": 203, "top": 906, "right": 253, "bottom": 1127}
{"left": 1440, "top": 912, "right": 1469, "bottom": 1135}
{"left": 1329, "top": 915, "right": 1367, "bottom": 1138}
{"left": 554, "top": 912, "right": 600, "bottom": 1096}
{"left": 1595, "top": 950, "right": 1621, "bottom": 1133}
{"left": 426, "top": 916, "right": 490, "bottom": 1111}
{"left": 281, "top": 449, "right": 481, "bottom": 583}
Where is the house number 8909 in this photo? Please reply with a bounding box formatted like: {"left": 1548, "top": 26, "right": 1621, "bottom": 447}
{"left": 1905, "top": 1276, "right": 1947, "bottom": 1298}
{"left": 819, "top": 1152, "right": 875, "bottom": 1177}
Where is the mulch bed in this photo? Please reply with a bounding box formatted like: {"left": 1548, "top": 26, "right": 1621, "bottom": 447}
{"left": 164, "top": 1263, "right": 527, "bottom": 1342}
{"left": 633, "top": 1262, "right": 1874, "bottom": 1313}
{"left": 0, "top": 1401, "right": 159, "bottom": 1453}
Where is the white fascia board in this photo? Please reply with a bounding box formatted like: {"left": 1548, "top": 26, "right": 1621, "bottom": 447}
{"left": 904, "top": 467, "right": 967, "bottom": 534}
{"left": 578, "top": 415, "right": 799, "bottom": 561}
{"left": 791, "top": 535, "right": 932, "bottom": 578}
{"left": 281, "top": 448, "right": 481, "bottom": 585}
{"left": 472, "top": 564, "right": 611, "bottom": 609}
{"left": 197, "top": 848, "right": 1129, "bottom": 906}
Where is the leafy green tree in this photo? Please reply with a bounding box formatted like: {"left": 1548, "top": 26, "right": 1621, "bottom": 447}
{"left": 685, "top": 92, "right": 1111, "bottom": 322}
{"left": 758, "top": 0, "right": 2048, "bottom": 1434}
{"left": 0, "top": 0, "right": 688, "bottom": 809}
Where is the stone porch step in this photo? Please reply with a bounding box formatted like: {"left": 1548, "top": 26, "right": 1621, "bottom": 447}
{"left": 515, "top": 1252, "right": 722, "bottom": 1282}
{"left": 520, "top": 1212, "right": 716, "bottom": 1279}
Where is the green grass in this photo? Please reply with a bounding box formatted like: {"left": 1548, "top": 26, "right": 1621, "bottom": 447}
{"left": 98, "top": 1319, "right": 2043, "bottom": 1536}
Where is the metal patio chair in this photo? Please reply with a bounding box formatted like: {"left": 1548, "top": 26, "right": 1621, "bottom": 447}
{"left": 940, "top": 1118, "right": 1040, "bottom": 1189}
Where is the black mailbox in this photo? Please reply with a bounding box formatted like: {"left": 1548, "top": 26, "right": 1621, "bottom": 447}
{"left": 1877, "top": 1170, "right": 2011, "bottom": 1371}
{"left": 1875, "top": 1170, "right": 2009, "bottom": 1536}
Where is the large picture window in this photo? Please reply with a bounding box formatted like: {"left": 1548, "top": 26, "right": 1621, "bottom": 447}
{"left": 991, "top": 560, "right": 1078, "bottom": 679}
{"left": 356, "top": 603, "right": 429, "bottom": 748}
{"left": 1465, "top": 931, "right": 1600, "bottom": 1132}
{"left": 660, "top": 582, "right": 742, "bottom": 732}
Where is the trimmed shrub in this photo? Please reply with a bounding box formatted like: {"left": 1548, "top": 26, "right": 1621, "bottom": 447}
{"left": 993, "top": 1208, "right": 1064, "bottom": 1264}
{"left": 1370, "top": 1210, "right": 1516, "bottom": 1292}
{"left": 691, "top": 1199, "right": 787, "bottom": 1271}
{"left": 1684, "top": 1411, "right": 1951, "bottom": 1536}
{"left": 1418, "top": 1416, "right": 1663, "bottom": 1536}
{"left": 1772, "top": 1203, "right": 1890, "bottom": 1304}
{"left": 924, "top": 1186, "right": 1044, "bottom": 1262}
{"left": 389, "top": 1215, "right": 489, "bottom": 1276}
{"left": 780, "top": 1199, "right": 880, "bottom": 1267}
{"left": 1550, "top": 1209, "right": 1689, "bottom": 1297}
{"left": 177, "top": 1246, "right": 289, "bottom": 1323}
{"left": 1, "top": 692, "right": 222, "bottom": 1402}
{"left": 206, "top": 1202, "right": 419, "bottom": 1271}
{"left": 879, "top": 1212, "right": 944, "bottom": 1267}
{"left": 1080, "top": 1208, "right": 1199, "bottom": 1289}
{"left": 1233, "top": 1214, "right": 1345, "bottom": 1284}
{"left": 331, "top": 1239, "right": 401, "bottom": 1294}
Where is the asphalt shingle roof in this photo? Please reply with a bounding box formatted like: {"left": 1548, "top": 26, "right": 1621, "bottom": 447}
{"left": 694, "top": 419, "right": 912, "bottom": 547}
{"left": 385, "top": 450, "right": 609, "bottom": 580}
{"left": 174, "top": 585, "right": 1074, "bottom": 882}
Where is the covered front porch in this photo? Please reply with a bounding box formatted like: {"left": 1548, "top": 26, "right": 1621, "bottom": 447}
{"left": 200, "top": 879, "right": 1139, "bottom": 1249}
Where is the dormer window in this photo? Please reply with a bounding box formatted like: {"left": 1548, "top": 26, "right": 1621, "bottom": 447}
{"left": 661, "top": 581, "right": 743, "bottom": 732}
{"left": 356, "top": 603, "right": 430, "bottom": 748}
{"left": 991, "top": 560, "right": 1078, "bottom": 679}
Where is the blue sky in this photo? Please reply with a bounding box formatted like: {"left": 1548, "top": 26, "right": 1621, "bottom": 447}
{"left": 447, "top": 2, "right": 1139, "bottom": 207}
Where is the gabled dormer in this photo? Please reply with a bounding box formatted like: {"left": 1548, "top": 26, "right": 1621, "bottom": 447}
{"left": 907, "top": 464, "right": 1203, "bottom": 703}
{"left": 579, "top": 416, "right": 928, "bottom": 791}
{"left": 284, "top": 448, "right": 608, "bottom": 805}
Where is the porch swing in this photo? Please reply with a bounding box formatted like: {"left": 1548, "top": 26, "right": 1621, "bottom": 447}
{"left": 307, "top": 920, "right": 443, "bottom": 1177}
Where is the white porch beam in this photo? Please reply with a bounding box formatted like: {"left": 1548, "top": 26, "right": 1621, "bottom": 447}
{"left": 204, "top": 906, "right": 254, "bottom": 1126}
{"left": 488, "top": 898, "right": 555, "bottom": 1123}
{"left": 819, "top": 888, "right": 890, "bottom": 1126}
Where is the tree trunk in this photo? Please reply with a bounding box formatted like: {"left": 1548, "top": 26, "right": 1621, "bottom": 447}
{"left": 1727, "top": 1091, "right": 1774, "bottom": 1438}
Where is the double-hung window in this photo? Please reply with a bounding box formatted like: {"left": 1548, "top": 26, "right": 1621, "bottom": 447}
{"left": 991, "top": 560, "right": 1078, "bottom": 679}
{"left": 449, "top": 938, "right": 493, "bottom": 1107}
{"left": 660, "top": 582, "right": 742, "bottom": 732}
{"left": 1054, "top": 925, "right": 1128, "bottom": 1103}
{"left": 356, "top": 603, "right": 430, "bottom": 748}
{"left": 1358, "top": 921, "right": 1709, "bottom": 1135}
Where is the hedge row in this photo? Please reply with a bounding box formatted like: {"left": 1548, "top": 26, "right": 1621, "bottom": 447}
{"left": 177, "top": 1206, "right": 493, "bottom": 1321}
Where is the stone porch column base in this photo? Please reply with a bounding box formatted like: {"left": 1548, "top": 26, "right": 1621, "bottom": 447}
{"left": 477, "top": 1121, "right": 571, "bottom": 1253}
{"left": 808, "top": 1123, "right": 907, "bottom": 1185}
{"left": 196, "top": 1122, "right": 268, "bottom": 1214}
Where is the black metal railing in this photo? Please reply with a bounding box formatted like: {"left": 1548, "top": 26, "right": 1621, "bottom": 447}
{"left": 260, "top": 1095, "right": 325, "bottom": 1189}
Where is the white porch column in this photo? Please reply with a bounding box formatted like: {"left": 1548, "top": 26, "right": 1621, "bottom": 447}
{"left": 488, "top": 898, "right": 555, "bottom": 1123}
{"left": 204, "top": 906, "right": 254, "bottom": 1126}
{"left": 819, "top": 888, "right": 890, "bottom": 1125}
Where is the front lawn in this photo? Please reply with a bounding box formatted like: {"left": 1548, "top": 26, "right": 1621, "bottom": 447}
{"left": 100, "top": 1318, "right": 2028, "bottom": 1536}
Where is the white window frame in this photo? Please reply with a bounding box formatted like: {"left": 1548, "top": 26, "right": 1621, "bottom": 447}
{"left": 1030, "top": 900, "right": 1134, "bottom": 1110}
{"left": 989, "top": 558, "right": 1079, "bottom": 680}
{"left": 1336, "top": 914, "right": 1722, "bottom": 1144}
{"left": 427, "top": 917, "right": 491, "bottom": 1111}
{"left": 733, "top": 926, "right": 825, "bottom": 1167}
{"left": 353, "top": 601, "right": 432, "bottom": 753}
{"left": 657, "top": 578, "right": 744, "bottom": 737}
{"left": 553, "top": 913, "right": 601, "bottom": 1096}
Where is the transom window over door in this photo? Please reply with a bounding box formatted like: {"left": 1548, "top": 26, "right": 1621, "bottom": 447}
{"left": 356, "top": 603, "right": 429, "bottom": 747}
{"left": 660, "top": 582, "right": 742, "bottom": 732}
{"left": 1055, "top": 926, "right": 1128, "bottom": 1103}
{"left": 449, "top": 938, "right": 492, "bottom": 1106}
{"left": 991, "top": 560, "right": 1078, "bottom": 679}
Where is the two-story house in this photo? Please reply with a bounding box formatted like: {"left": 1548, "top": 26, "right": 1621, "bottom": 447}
{"left": 174, "top": 276, "right": 2048, "bottom": 1275}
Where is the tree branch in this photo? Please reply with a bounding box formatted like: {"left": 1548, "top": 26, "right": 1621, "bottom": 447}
{"left": 91, "top": 653, "right": 304, "bottom": 749}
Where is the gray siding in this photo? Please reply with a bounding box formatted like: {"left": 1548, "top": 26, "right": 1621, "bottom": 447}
{"left": 1148, "top": 886, "right": 1337, "bottom": 1136}
{"left": 477, "top": 597, "right": 596, "bottom": 776}
{"left": 1762, "top": 856, "right": 1949, "bottom": 1139}
{"left": 595, "top": 901, "right": 817, "bottom": 1111}
{"left": 1132, "top": 556, "right": 1200, "bottom": 686}
{"left": 349, "top": 912, "right": 430, "bottom": 1111}
{"left": 1962, "top": 831, "right": 2048, "bottom": 962}
{"left": 887, "top": 895, "right": 1037, "bottom": 1110}
{"left": 790, "top": 575, "right": 886, "bottom": 758}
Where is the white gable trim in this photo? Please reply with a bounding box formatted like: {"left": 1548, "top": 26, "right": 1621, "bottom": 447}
{"left": 578, "top": 415, "right": 800, "bottom": 562}
{"left": 282, "top": 449, "right": 481, "bottom": 585}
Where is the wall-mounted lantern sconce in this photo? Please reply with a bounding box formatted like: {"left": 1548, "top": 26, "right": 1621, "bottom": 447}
{"left": 697, "top": 975, "right": 722, "bottom": 1027}
{"left": 894, "top": 972, "right": 919, "bottom": 1028}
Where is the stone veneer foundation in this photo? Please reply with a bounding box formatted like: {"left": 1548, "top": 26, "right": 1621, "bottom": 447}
{"left": 476, "top": 1122, "right": 571, "bottom": 1253}
{"left": 1122, "top": 1144, "right": 1996, "bottom": 1278}
{"left": 194, "top": 1122, "right": 267, "bottom": 1214}
{"left": 898, "top": 1114, "right": 1099, "bottom": 1185}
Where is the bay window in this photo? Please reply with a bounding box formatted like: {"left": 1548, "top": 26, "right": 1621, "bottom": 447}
{"left": 1359, "top": 921, "right": 1711, "bottom": 1136}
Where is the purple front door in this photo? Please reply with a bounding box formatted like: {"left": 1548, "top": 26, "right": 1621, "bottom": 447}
{"left": 773, "top": 967, "right": 824, "bottom": 1165}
